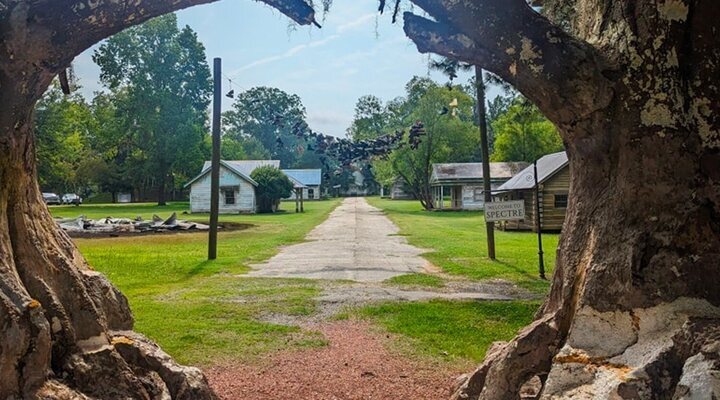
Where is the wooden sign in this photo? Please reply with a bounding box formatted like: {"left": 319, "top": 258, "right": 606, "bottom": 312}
{"left": 485, "top": 200, "right": 526, "bottom": 222}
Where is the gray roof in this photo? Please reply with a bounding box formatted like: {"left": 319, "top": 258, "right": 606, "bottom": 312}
{"left": 282, "top": 169, "right": 322, "bottom": 186}
{"left": 185, "top": 160, "right": 281, "bottom": 188}
{"left": 431, "top": 162, "right": 529, "bottom": 184}
{"left": 202, "top": 160, "right": 280, "bottom": 177}
{"left": 496, "top": 151, "right": 568, "bottom": 191}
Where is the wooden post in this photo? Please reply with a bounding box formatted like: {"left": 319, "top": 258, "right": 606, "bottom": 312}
{"left": 208, "top": 58, "right": 221, "bottom": 261}
{"left": 534, "top": 160, "right": 546, "bottom": 279}
{"left": 440, "top": 186, "right": 444, "bottom": 210}
{"left": 476, "top": 66, "right": 496, "bottom": 260}
{"left": 295, "top": 189, "right": 299, "bottom": 213}
{"left": 300, "top": 189, "right": 305, "bottom": 212}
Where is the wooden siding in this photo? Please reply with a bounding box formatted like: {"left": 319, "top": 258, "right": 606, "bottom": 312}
{"left": 286, "top": 186, "right": 321, "bottom": 200}
{"left": 461, "top": 185, "right": 484, "bottom": 210}
{"left": 434, "top": 180, "right": 510, "bottom": 210}
{"left": 391, "top": 181, "right": 414, "bottom": 200}
{"left": 540, "top": 167, "right": 570, "bottom": 230}
{"left": 494, "top": 165, "right": 570, "bottom": 231}
{"left": 189, "top": 165, "right": 256, "bottom": 213}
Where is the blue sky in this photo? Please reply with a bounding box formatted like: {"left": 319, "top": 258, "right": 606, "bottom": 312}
{"left": 74, "top": 0, "right": 490, "bottom": 137}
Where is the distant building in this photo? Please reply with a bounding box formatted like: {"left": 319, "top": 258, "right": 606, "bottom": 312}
{"left": 185, "top": 160, "right": 279, "bottom": 213}
{"left": 283, "top": 169, "right": 322, "bottom": 200}
{"left": 430, "top": 162, "right": 528, "bottom": 210}
{"left": 493, "top": 151, "right": 570, "bottom": 231}
{"left": 390, "top": 177, "right": 416, "bottom": 200}
{"left": 341, "top": 170, "right": 373, "bottom": 197}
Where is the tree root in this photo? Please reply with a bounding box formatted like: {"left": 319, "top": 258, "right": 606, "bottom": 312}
{"left": 451, "top": 314, "right": 561, "bottom": 400}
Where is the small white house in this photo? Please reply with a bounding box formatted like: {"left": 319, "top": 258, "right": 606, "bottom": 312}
{"left": 282, "top": 169, "right": 322, "bottom": 200}
{"left": 185, "top": 160, "right": 280, "bottom": 213}
{"left": 430, "top": 162, "right": 528, "bottom": 210}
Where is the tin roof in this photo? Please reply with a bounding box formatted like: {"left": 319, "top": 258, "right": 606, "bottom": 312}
{"left": 496, "top": 151, "right": 568, "bottom": 191}
{"left": 430, "top": 162, "right": 529, "bottom": 184}
{"left": 185, "top": 160, "right": 281, "bottom": 188}
{"left": 203, "top": 160, "right": 280, "bottom": 177}
{"left": 282, "top": 169, "right": 322, "bottom": 186}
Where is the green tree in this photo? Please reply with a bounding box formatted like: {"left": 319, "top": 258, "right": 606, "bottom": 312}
{"left": 490, "top": 99, "right": 564, "bottom": 162}
{"left": 223, "top": 87, "right": 308, "bottom": 168}
{"left": 93, "top": 14, "right": 212, "bottom": 205}
{"left": 250, "top": 165, "right": 293, "bottom": 213}
{"left": 84, "top": 91, "right": 138, "bottom": 202}
{"left": 34, "top": 83, "right": 95, "bottom": 194}
{"left": 389, "top": 82, "right": 479, "bottom": 209}
{"left": 370, "top": 158, "right": 396, "bottom": 196}
{"left": 347, "top": 95, "right": 390, "bottom": 141}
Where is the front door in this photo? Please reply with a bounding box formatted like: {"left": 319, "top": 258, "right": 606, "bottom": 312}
{"left": 452, "top": 186, "right": 463, "bottom": 209}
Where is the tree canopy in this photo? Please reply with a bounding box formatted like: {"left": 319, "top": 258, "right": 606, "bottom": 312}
{"left": 93, "top": 13, "right": 212, "bottom": 205}
{"left": 223, "top": 86, "right": 308, "bottom": 168}
{"left": 250, "top": 165, "right": 294, "bottom": 213}
{"left": 490, "top": 98, "right": 564, "bottom": 162}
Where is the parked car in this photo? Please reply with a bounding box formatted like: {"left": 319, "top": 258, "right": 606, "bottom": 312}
{"left": 42, "top": 193, "right": 61, "bottom": 205}
{"left": 62, "top": 193, "right": 83, "bottom": 205}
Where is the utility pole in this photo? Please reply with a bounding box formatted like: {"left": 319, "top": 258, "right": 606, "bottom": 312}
{"left": 208, "top": 58, "right": 221, "bottom": 260}
{"left": 476, "top": 66, "right": 495, "bottom": 260}
{"left": 534, "top": 160, "right": 546, "bottom": 279}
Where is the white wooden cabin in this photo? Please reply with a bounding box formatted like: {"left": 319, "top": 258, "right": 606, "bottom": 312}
{"left": 282, "top": 169, "right": 322, "bottom": 200}
{"left": 430, "top": 162, "right": 528, "bottom": 210}
{"left": 185, "top": 160, "right": 280, "bottom": 214}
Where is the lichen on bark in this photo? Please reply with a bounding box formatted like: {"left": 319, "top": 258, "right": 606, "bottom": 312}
{"left": 403, "top": 0, "right": 720, "bottom": 398}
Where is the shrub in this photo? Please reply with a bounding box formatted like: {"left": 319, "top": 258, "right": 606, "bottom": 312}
{"left": 251, "top": 166, "right": 293, "bottom": 213}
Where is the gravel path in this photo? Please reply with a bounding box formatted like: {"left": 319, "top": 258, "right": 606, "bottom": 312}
{"left": 248, "top": 198, "right": 429, "bottom": 282}
{"left": 207, "top": 321, "right": 462, "bottom": 400}
{"left": 210, "top": 198, "right": 535, "bottom": 399}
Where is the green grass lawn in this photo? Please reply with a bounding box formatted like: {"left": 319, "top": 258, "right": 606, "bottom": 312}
{"left": 358, "top": 300, "right": 540, "bottom": 364}
{"left": 52, "top": 197, "right": 552, "bottom": 367}
{"left": 385, "top": 273, "right": 446, "bottom": 288}
{"left": 348, "top": 198, "right": 553, "bottom": 364}
{"left": 367, "top": 197, "right": 558, "bottom": 293}
{"left": 52, "top": 200, "right": 341, "bottom": 366}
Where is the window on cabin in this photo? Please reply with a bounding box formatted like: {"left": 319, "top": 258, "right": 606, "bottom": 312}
{"left": 473, "top": 188, "right": 483, "bottom": 202}
{"left": 308, "top": 188, "right": 315, "bottom": 199}
{"left": 223, "top": 188, "right": 235, "bottom": 205}
{"left": 554, "top": 194, "right": 568, "bottom": 208}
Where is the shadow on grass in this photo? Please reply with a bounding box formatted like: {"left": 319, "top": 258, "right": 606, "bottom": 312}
{"left": 492, "top": 259, "right": 544, "bottom": 282}
{"left": 182, "top": 259, "right": 216, "bottom": 281}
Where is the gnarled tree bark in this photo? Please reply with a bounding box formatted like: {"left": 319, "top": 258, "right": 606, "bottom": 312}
{"left": 404, "top": 0, "right": 720, "bottom": 398}
{"left": 0, "top": 0, "right": 314, "bottom": 398}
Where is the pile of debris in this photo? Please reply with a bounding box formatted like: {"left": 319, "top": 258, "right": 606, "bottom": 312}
{"left": 57, "top": 213, "right": 210, "bottom": 236}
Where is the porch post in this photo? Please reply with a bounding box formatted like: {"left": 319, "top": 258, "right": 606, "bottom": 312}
{"left": 300, "top": 189, "right": 305, "bottom": 213}
{"left": 440, "top": 186, "right": 444, "bottom": 210}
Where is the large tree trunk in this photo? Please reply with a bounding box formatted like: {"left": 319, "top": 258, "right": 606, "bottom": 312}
{"left": 0, "top": 0, "right": 315, "bottom": 397}
{"left": 0, "top": 70, "right": 217, "bottom": 400}
{"left": 157, "top": 166, "right": 168, "bottom": 206}
{"left": 403, "top": 0, "right": 720, "bottom": 398}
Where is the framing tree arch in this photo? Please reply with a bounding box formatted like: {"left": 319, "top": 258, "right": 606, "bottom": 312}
{"left": 1, "top": 0, "right": 718, "bottom": 399}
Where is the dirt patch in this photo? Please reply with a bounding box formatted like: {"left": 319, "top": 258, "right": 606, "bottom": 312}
{"left": 255, "top": 279, "right": 537, "bottom": 326}
{"left": 206, "top": 320, "right": 461, "bottom": 400}
{"left": 67, "top": 221, "right": 253, "bottom": 238}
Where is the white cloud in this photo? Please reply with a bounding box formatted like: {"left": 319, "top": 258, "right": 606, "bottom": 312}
{"left": 336, "top": 13, "right": 376, "bottom": 33}
{"left": 230, "top": 34, "right": 340, "bottom": 75}
{"left": 307, "top": 110, "right": 352, "bottom": 137}
{"left": 228, "top": 9, "right": 380, "bottom": 76}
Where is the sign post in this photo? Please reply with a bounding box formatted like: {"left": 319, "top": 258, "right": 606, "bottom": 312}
{"left": 534, "top": 160, "right": 546, "bottom": 279}
{"left": 475, "top": 66, "right": 496, "bottom": 259}
{"left": 208, "top": 58, "right": 221, "bottom": 260}
{"left": 485, "top": 200, "right": 526, "bottom": 222}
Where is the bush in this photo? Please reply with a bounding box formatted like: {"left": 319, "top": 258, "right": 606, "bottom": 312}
{"left": 251, "top": 166, "right": 293, "bottom": 213}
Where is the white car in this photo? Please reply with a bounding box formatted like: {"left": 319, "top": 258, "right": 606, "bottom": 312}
{"left": 43, "top": 193, "right": 61, "bottom": 205}
{"left": 62, "top": 193, "right": 83, "bottom": 205}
